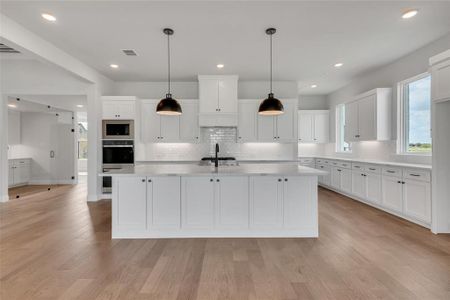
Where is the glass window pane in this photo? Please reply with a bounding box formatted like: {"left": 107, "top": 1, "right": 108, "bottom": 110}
{"left": 406, "top": 75, "right": 431, "bottom": 153}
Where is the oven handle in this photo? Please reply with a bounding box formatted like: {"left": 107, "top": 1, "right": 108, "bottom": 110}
{"left": 102, "top": 145, "right": 134, "bottom": 148}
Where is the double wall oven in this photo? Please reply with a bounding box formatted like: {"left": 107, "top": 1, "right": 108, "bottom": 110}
{"left": 102, "top": 120, "right": 134, "bottom": 193}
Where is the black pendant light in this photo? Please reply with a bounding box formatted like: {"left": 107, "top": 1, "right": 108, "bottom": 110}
{"left": 258, "top": 28, "right": 284, "bottom": 116}
{"left": 156, "top": 28, "right": 182, "bottom": 115}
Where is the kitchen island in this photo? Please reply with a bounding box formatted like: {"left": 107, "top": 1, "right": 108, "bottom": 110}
{"left": 102, "top": 163, "right": 326, "bottom": 239}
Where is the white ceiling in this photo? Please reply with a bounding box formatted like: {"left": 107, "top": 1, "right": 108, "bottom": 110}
{"left": 1, "top": 1, "right": 450, "bottom": 95}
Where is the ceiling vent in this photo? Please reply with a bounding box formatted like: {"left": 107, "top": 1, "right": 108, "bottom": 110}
{"left": 0, "top": 43, "right": 20, "bottom": 53}
{"left": 122, "top": 49, "right": 137, "bottom": 56}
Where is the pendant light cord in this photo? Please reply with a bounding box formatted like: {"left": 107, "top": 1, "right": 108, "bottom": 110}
{"left": 167, "top": 33, "right": 171, "bottom": 95}
{"left": 270, "top": 33, "right": 272, "bottom": 94}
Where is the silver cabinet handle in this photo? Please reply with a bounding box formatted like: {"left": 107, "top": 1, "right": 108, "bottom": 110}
{"left": 387, "top": 170, "right": 395, "bottom": 173}
{"left": 410, "top": 174, "right": 420, "bottom": 177}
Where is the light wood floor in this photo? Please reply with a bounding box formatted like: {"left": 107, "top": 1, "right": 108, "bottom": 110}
{"left": 1, "top": 181, "right": 449, "bottom": 300}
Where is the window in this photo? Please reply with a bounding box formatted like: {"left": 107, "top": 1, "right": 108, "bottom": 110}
{"left": 336, "top": 104, "right": 351, "bottom": 153}
{"left": 398, "top": 73, "right": 432, "bottom": 154}
{"left": 77, "top": 120, "right": 88, "bottom": 159}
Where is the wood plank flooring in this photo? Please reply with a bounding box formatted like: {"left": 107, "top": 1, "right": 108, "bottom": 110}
{"left": 1, "top": 181, "right": 449, "bottom": 299}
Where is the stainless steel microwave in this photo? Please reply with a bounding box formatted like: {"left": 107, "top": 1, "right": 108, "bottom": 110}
{"left": 102, "top": 120, "right": 134, "bottom": 139}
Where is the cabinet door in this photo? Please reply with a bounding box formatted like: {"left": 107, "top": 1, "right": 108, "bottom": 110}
{"left": 102, "top": 101, "right": 119, "bottom": 119}
{"left": 250, "top": 176, "right": 283, "bottom": 228}
{"left": 341, "top": 168, "right": 352, "bottom": 194}
{"left": 179, "top": 101, "right": 200, "bottom": 142}
{"left": 344, "top": 101, "right": 358, "bottom": 142}
{"left": 238, "top": 101, "right": 258, "bottom": 142}
{"left": 351, "top": 171, "right": 367, "bottom": 199}
{"left": 141, "top": 101, "right": 160, "bottom": 142}
{"left": 149, "top": 177, "right": 181, "bottom": 229}
{"left": 313, "top": 112, "right": 329, "bottom": 143}
{"left": 257, "top": 115, "right": 276, "bottom": 141}
{"left": 218, "top": 79, "right": 238, "bottom": 113}
{"left": 115, "top": 177, "right": 147, "bottom": 230}
{"left": 366, "top": 173, "right": 381, "bottom": 204}
{"left": 276, "top": 101, "right": 296, "bottom": 142}
{"left": 381, "top": 176, "right": 403, "bottom": 213}
{"left": 117, "top": 101, "right": 136, "bottom": 119}
{"left": 216, "top": 176, "right": 249, "bottom": 229}
{"left": 13, "top": 165, "right": 28, "bottom": 185}
{"left": 298, "top": 113, "right": 313, "bottom": 142}
{"left": 283, "top": 176, "right": 317, "bottom": 229}
{"left": 403, "top": 179, "right": 431, "bottom": 223}
{"left": 8, "top": 165, "right": 14, "bottom": 186}
{"left": 160, "top": 115, "right": 180, "bottom": 142}
{"left": 431, "top": 59, "right": 450, "bottom": 103}
{"left": 199, "top": 79, "right": 219, "bottom": 113}
{"left": 358, "top": 95, "right": 377, "bottom": 141}
{"left": 182, "top": 177, "right": 215, "bottom": 229}
{"left": 331, "top": 167, "right": 341, "bottom": 189}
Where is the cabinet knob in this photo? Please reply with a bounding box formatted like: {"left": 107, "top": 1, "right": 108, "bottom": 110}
{"left": 142, "top": 179, "right": 145, "bottom": 182}
{"left": 148, "top": 179, "right": 152, "bottom": 182}
{"left": 210, "top": 179, "right": 213, "bottom": 182}
{"left": 284, "top": 178, "right": 288, "bottom": 182}
{"left": 278, "top": 178, "right": 282, "bottom": 182}
{"left": 216, "top": 179, "right": 220, "bottom": 182}
{"left": 397, "top": 181, "right": 401, "bottom": 184}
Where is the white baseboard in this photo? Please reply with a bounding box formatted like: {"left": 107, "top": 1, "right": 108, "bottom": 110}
{"left": 87, "top": 194, "right": 101, "bottom": 202}
{"left": 0, "top": 194, "right": 9, "bottom": 203}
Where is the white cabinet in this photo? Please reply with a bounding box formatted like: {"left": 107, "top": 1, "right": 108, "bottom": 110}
{"left": 257, "top": 99, "right": 297, "bottom": 142}
{"left": 331, "top": 167, "right": 341, "bottom": 189}
{"left": 430, "top": 50, "right": 450, "bottom": 103}
{"left": 198, "top": 75, "right": 238, "bottom": 126}
{"left": 102, "top": 96, "right": 137, "bottom": 120}
{"left": 237, "top": 101, "right": 258, "bottom": 142}
{"left": 8, "top": 159, "right": 31, "bottom": 187}
{"left": 351, "top": 171, "right": 367, "bottom": 199}
{"left": 216, "top": 176, "right": 249, "bottom": 229}
{"left": 141, "top": 100, "right": 161, "bottom": 142}
{"left": 115, "top": 176, "right": 148, "bottom": 230}
{"left": 403, "top": 179, "right": 431, "bottom": 223}
{"left": 8, "top": 110, "right": 21, "bottom": 145}
{"left": 366, "top": 173, "right": 381, "bottom": 204}
{"left": 316, "top": 164, "right": 331, "bottom": 186}
{"left": 149, "top": 177, "right": 181, "bottom": 229}
{"left": 283, "top": 176, "right": 317, "bottom": 230}
{"left": 341, "top": 168, "right": 352, "bottom": 194}
{"left": 381, "top": 176, "right": 403, "bottom": 213}
{"left": 179, "top": 100, "right": 200, "bottom": 142}
{"left": 344, "top": 88, "right": 392, "bottom": 142}
{"left": 159, "top": 115, "right": 180, "bottom": 142}
{"left": 250, "top": 176, "right": 283, "bottom": 228}
{"left": 298, "top": 110, "right": 329, "bottom": 143}
{"left": 182, "top": 177, "right": 215, "bottom": 229}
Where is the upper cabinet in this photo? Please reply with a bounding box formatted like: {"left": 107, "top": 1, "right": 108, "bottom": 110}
{"left": 344, "top": 88, "right": 392, "bottom": 142}
{"left": 298, "top": 110, "right": 329, "bottom": 143}
{"left": 140, "top": 99, "right": 199, "bottom": 143}
{"left": 102, "top": 96, "right": 137, "bottom": 120}
{"left": 430, "top": 49, "right": 450, "bottom": 103}
{"left": 237, "top": 100, "right": 258, "bottom": 142}
{"left": 257, "top": 99, "right": 297, "bottom": 142}
{"left": 198, "top": 75, "right": 239, "bottom": 127}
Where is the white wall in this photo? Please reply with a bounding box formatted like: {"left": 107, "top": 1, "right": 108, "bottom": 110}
{"left": 324, "top": 33, "right": 450, "bottom": 164}
{"left": 298, "top": 95, "right": 328, "bottom": 110}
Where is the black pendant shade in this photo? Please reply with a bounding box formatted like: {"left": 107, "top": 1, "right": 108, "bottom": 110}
{"left": 258, "top": 93, "right": 284, "bottom": 116}
{"left": 258, "top": 27, "right": 284, "bottom": 116}
{"left": 156, "top": 28, "right": 182, "bottom": 116}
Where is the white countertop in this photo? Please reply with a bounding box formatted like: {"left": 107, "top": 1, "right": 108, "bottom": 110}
{"left": 101, "top": 163, "right": 327, "bottom": 177}
{"left": 300, "top": 156, "right": 432, "bottom": 170}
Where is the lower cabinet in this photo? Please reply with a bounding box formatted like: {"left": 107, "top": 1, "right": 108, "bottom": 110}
{"left": 115, "top": 176, "right": 148, "bottom": 231}
{"left": 366, "top": 173, "right": 381, "bottom": 204}
{"left": 381, "top": 176, "right": 403, "bottom": 213}
{"left": 351, "top": 171, "right": 366, "bottom": 199}
{"left": 8, "top": 159, "right": 31, "bottom": 187}
{"left": 316, "top": 164, "right": 331, "bottom": 186}
{"left": 250, "top": 176, "right": 283, "bottom": 228}
{"left": 216, "top": 176, "right": 249, "bottom": 229}
{"left": 150, "top": 177, "right": 181, "bottom": 229}
{"left": 402, "top": 179, "right": 431, "bottom": 223}
{"left": 182, "top": 177, "right": 215, "bottom": 229}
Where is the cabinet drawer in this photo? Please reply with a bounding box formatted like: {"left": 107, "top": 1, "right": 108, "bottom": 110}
{"left": 403, "top": 169, "right": 431, "bottom": 182}
{"left": 352, "top": 163, "right": 365, "bottom": 171}
{"left": 316, "top": 164, "right": 327, "bottom": 170}
{"left": 365, "top": 164, "right": 381, "bottom": 174}
{"left": 337, "top": 161, "right": 351, "bottom": 169}
{"left": 382, "top": 166, "right": 402, "bottom": 178}
{"left": 323, "top": 160, "right": 331, "bottom": 165}
{"left": 329, "top": 160, "right": 339, "bottom": 167}
{"left": 315, "top": 159, "right": 324, "bottom": 164}
{"left": 299, "top": 158, "right": 314, "bottom": 164}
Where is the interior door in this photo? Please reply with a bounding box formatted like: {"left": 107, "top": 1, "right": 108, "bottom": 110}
{"left": 276, "top": 101, "right": 296, "bottom": 142}
{"left": 216, "top": 176, "right": 249, "bottom": 229}
{"left": 141, "top": 101, "right": 160, "bottom": 142}
{"left": 344, "top": 101, "right": 358, "bottom": 142}
{"left": 358, "top": 95, "right": 377, "bottom": 140}
{"left": 218, "top": 79, "right": 238, "bottom": 113}
{"left": 314, "top": 112, "right": 329, "bottom": 143}
{"left": 50, "top": 122, "right": 75, "bottom": 184}
{"left": 298, "top": 112, "right": 313, "bottom": 142}
{"left": 381, "top": 176, "right": 403, "bottom": 213}
{"left": 238, "top": 101, "right": 258, "bottom": 142}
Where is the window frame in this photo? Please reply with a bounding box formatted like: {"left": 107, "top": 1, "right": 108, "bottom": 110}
{"left": 335, "top": 103, "right": 352, "bottom": 153}
{"left": 397, "top": 72, "right": 432, "bottom": 155}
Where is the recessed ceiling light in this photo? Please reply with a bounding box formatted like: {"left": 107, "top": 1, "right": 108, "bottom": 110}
{"left": 110, "top": 64, "right": 119, "bottom": 69}
{"left": 311, "top": 84, "right": 317, "bottom": 88}
{"left": 8, "top": 104, "right": 17, "bottom": 108}
{"left": 76, "top": 105, "right": 84, "bottom": 108}
{"left": 334, "top": 62, "right": 344, "bottom": 68}
{"left": 41, "top": 13, "right": 56, "bottom": 22}
{"left": 217, "top": 64, "right": 224, "bottom": 69}
{"left": 402, "top": 9, "right": 418, "bottom": 19}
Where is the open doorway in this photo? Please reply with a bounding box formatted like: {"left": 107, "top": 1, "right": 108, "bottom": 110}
{"left": 7, "top": 96, "right": 83, "bottom": 199}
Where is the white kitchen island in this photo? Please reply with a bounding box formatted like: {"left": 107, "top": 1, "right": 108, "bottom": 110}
{"left": 102, "top": 163, "right": 326, "bottom": 239}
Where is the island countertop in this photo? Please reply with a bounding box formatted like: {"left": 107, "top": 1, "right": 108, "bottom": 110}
{"left": 100, "top": 163, "right": 327, "bottom": 177}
